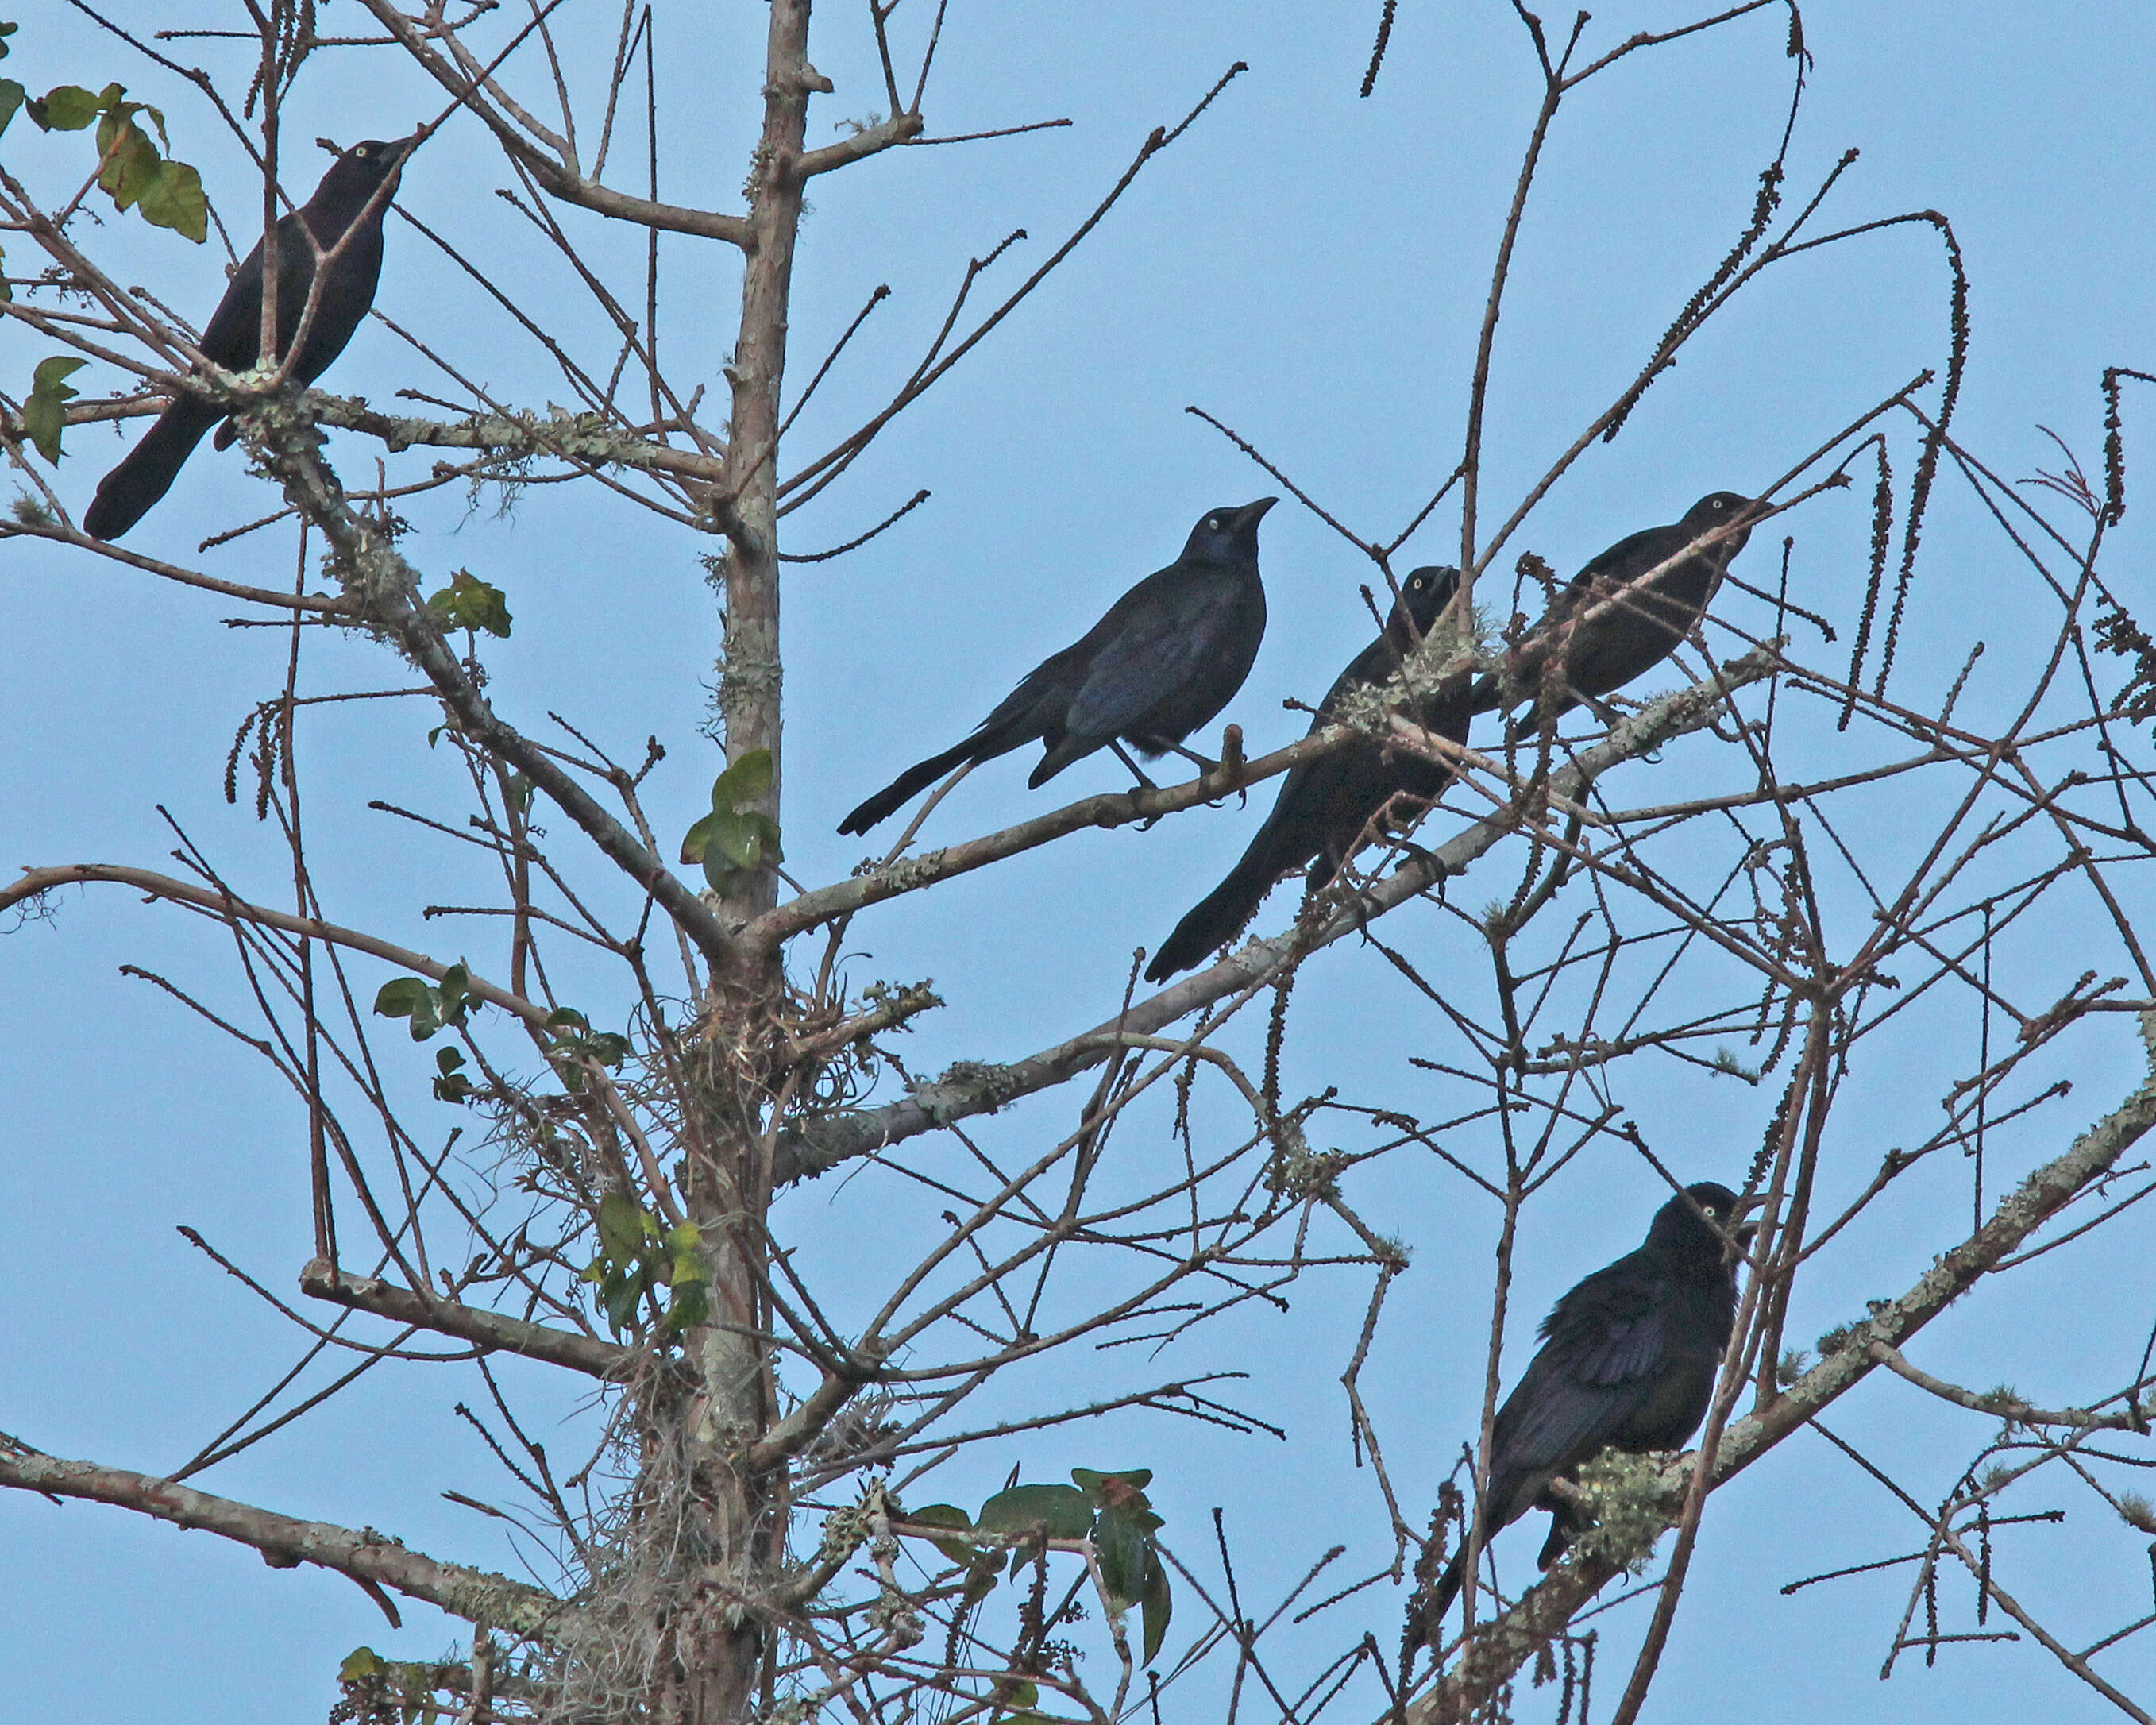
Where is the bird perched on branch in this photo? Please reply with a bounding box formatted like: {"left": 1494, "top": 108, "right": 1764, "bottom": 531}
{"left": 1471, "top": 492, "right": 1758, "bottom": 739}
{"left": 83, "top": 133, "right": 421, "bottom": 542}
{"left": 1423, "top": 1181, "right": 1754, "bottom": 1634}
{"left": 838, "top": 498, "right": 1277, "bottom": 836}
{"left": 1144, "top": 564, "right": 1471, "bottom": 982}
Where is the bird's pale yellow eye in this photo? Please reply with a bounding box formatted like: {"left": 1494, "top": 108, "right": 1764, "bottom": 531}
{"left": 1206, "top": 517, "right": 1221, "bottom": 531}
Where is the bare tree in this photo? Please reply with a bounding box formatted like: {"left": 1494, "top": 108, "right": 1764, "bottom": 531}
{"left": 5, "top": 4, "right": 2155, "bottom": 1724}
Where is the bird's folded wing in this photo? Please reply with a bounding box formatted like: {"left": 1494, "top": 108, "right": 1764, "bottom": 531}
{"left": 1064, "top": 581, "right": 1234, "bottom": 740}
{"left": 1538, "top": 1263, "right": 1672, "bottom": 1387}
{"left": 1494, "top": 1351, "right": 1657, "bottom": 1480}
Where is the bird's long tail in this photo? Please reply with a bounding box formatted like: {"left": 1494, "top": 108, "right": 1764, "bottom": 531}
{"left": 838, "top": 735, "right": 991, "bottom": 837}
{"left": 83, "top": 396, "right": 223, "bottom": 542}
{"left": 1144, "top": 832, "right": 1298, "bottom": 982}
{"left": 1419, "top": 1547, "right": 1470, "bottom": 1644}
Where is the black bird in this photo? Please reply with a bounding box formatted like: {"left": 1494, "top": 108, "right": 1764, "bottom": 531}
{"left": 1425, "top": 1181, "right": 1753, "bottom": 1630}
{"left": 1471, "top": 492, "right": 1757, "bottom": 740}
{"left": 83, "top": 134, "right": 418, "bottom": 541}
{"left": 1144, "top": 565, "right": 1471, "bottom": 982}
{"left": 838, "top": 499, "right": 1277, "bottom": 836}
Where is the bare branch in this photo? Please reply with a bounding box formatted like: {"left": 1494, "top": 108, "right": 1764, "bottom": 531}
{"left": 0, "top": 1439, "right": 565, "bottom": 1634}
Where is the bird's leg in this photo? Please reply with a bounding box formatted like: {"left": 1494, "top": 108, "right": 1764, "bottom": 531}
{"left": 1110, "top": 741, "right": 1176, "bottom": 831}
{"left": 1109, "top": 740, "right": 1161, "bottom": 792}
{"left": 1388, "top": 839, "right": 1452, "bottom": 885}
{"left": 1168, "top": 732, "right": 1248, "bottom": 809}
{"left": 1580, "top": 690, "right": 1625, "bottom": 728}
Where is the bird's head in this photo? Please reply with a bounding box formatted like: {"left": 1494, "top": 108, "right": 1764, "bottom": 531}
{"left": 1653, "top": 1180, "right": 1759, "bottom": 1261}
{"left": 1182, "top": 496, "right": 1278, "bottom": 564}
{"left": 1680, "top": 491, "right": 1761, "bottom": 560}
{"left": 319, "top": 132, "right": 422, "bottom": 203}
{"left": 1391, "top": 565, "right": 1462, "bottom": 638}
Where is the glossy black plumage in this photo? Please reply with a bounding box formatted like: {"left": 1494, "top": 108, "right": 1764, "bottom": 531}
{"left": 1471, "top": 492, "right": 1757, "bottom": 740}
{"left": 1144, "top": 565, "right": 1471, "bottom": 982}
{"left": 838, "top": 499, "right": 1276, "bottom": 836}
{"left": 83, "top": 135, "right": 417, "bottom": 542}
{"left": 1426, "top": 1182, "right": 1752, "bottom": 1629}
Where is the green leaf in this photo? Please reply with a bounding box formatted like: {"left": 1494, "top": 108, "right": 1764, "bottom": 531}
{"left": 95, "top": 108, "right": 160, "bottom": 209}
{"left": 905, "top": 1503, "right": 982, "bottom": 1569}
{"left": 713, "top": 812, "right": 762, "bottom": 869}
{"left": 430, "top": 1045, "right": 472, "bottom": 1104}
{"left": 661, "top": 1279, "right": 708, "bottom": 1336}
{"left": 135, "top": 156, "right": 206, "bottom": 242}
{"left": 29, "top": 83, "right": 102, "bottom": 131}
{"left": 679, "top": 809, "right": 722, "bottom": 866}
{"left": 1140, "top": 1556, "right": 1172, "bottom": 1664}
{"left": 977, "top": 1484, "right": 1093, "bottom": 1540}
{"left": 21, "top": 354, "right": 85, "bottom": 463}
{"left": 962, "top": 1561, "right": 1001, "bottom": 1607}
{"left": 596, "top": 1191, "right": 646, "bottom": 1262}
{"left": 372, "top": 977, "right": 431, "bottom": 1019}
{"left": 426, "top": 569, "right": 513, "bottom": 638}
{"left": 712, "top": 748, "right": 773, "bottom": 810}
{"left": 545, "top": 1006, "right": 590, "bottom": 1032}
{"left": 0, "top": 79, "right": 25, "bottom": 137}
{"left": 339, "top": 1646, "right": 386, "bottom": 1682}
{"left": 0, "top": 23, "right": 18, "bottom": 62}
{"left": 1072, "top": 1467, "right": 1153, "bottom": 1500}
{"left": 1094, "top": 1504, "right": 1155, "bottom": 1610}
{"left": 603, "top": 1265, "right": 647, "bottom": 1334}
{"left": 700, "top": 843, "right": 739, "bottom": 895}
{"left": 369, "top": 971, "right": 467, "bottom": 1041}
{"left": 437, "top": 963, "right": 469, "bottom": 1002}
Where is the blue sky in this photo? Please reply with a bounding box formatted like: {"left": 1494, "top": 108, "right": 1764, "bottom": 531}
{"left": 5, "top": 2, "right": 2154, "bottom": 1721}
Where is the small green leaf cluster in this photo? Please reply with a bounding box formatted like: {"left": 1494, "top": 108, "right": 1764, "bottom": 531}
{"left": 372, "top": 963, "right": 472, "bottom": 1042}
{"left": 580, "top": 1191, "right": 707, "bottom": 1338}
{"left": 425, "top": 569, "right": 513, "bottom": 638}
{"left": 908, "top": 1467, "right": 1174, "bottom": 1665}
{"left": 680, "top": 748, "right": 781, "bottom": 895}
{"left": 430, "top": 1045, "right": 475, "bottom": 1104}
{"left": 20, "top": 355, "right": 83, "bottom": 461}
{"left": 330, "top": 1646, "right": 442, "bottom": 1725}
{"left": 1, "top": 75, "right": 206, "bottom": 241}
{"left": 544, "top": 1005, "right": 631, "bottom": 1093}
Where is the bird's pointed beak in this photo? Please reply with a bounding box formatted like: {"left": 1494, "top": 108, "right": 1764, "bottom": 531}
{"left": 1232, "top": 497, "right": 1279, "bottom": 531}
{"left": 1730, "top": 1192, "right": 1765, "bottom": 1248}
